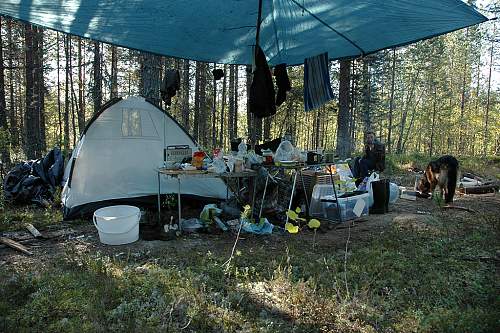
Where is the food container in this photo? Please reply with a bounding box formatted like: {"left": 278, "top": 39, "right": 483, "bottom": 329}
{"left": 192, "top": 151, "right": 205, "bottom": 169}
{"left": 234, "top": 158, "right": 244, "bottom": 172}
{"left": 261, "top": 149, "right": 273, "bottom": 164}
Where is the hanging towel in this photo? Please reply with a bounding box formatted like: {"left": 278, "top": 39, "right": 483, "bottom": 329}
{"left": 249, "top": 46, "right": 276, "bottom": 118}
{"left": 274, "top": 63, "right": 291, "bottom": 107}
{"left": 303, "top": 52, "right": 334, "bottom": 112}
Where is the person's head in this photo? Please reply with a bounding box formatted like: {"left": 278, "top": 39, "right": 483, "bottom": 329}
{"left": 365, "top": 131, "right": 375, "bottom": 145}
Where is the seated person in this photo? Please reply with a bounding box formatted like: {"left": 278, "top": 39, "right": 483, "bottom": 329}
{"left": 351, "top": 130, "right": 385, "bottom": 183}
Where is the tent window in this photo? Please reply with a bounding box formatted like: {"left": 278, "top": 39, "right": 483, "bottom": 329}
{"left": 122, "top": 109, "right": 142, "bottom": 137}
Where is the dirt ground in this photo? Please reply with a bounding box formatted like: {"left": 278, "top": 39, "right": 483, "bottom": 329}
{"left": 1, "top": 190, "right": 499, "bottom": 271}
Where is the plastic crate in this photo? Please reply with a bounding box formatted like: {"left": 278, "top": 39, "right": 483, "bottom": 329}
{"left": 323, "top": 192, "right": 369, "bottom": 221}
{"left": 310, "top": 184, "right": 369, "bottom": 221}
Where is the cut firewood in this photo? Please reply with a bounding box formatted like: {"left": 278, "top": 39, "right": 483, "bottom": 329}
{"left": 25, "top": 223, "right": 43, "bottom": 238}
{"left": 442, "top": 205, "right": 477, "bottom": 213}
{"left": 0, "top": 236, "right": 33, "bottom": 255}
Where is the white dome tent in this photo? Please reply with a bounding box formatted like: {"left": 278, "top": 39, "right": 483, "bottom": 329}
{"left": 61, "top": 96, "right": 229, "bottom": 220}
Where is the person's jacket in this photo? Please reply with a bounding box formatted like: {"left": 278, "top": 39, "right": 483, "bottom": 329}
{"left": 363, "top": 140, "right": 385, "bottom": 172}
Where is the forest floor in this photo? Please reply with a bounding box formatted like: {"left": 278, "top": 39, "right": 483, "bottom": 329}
{"left": 1, "top": 156, "right": 499, "bottom": 332}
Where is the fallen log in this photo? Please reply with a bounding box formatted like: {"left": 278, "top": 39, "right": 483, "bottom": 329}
{"left": 458, "top": 183, "right": 499, "bottom": 194}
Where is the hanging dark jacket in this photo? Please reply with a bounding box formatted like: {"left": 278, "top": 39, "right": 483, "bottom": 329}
{"left": 249, "top": 46, "right": 276, "bottom": 118}
{"left": 161, "top": 69, "right": 181, "bottom": 106}
{"left": 274, "top": 63, "right": 291, "bottom": 106}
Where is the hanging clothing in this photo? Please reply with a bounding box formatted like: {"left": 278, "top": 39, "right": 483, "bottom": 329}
{"left": 249, "top": 46, "right": 276, "bottom": 118}
{"left": 303, "top": 52, "right": 334, "bottom": 112}
{"left": 161, "top": 69, "right": 180, "bottom": 106}
{"left": 274, "top": 63, "right": 291, "bottom": 107}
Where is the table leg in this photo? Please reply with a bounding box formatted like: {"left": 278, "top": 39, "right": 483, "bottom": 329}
{"left": 177, "top": 177, "right": 182, "bottom": 232}
{"left": 328, "top": 169, "right": 342, "bottom": 223}
{"left": 251, "top": 176, "right": 257, "bottom": 219}
{"left": 299, "top": 170, "right": 310, "bottom": 215}
{"left": 157, "top": 172, "right": 161, "bottom": 224}
{"left": 286, "top": 170, "right": 298, "bottom": 224}
{"left": 259, "top": 174, "right": 269, "bottom": 219}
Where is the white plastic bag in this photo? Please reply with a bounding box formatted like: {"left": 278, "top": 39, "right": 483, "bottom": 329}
{"left": 389, "top": 182, "right": 400, "bottom": 204}
{"left": 212, "top": 157, "right": 227, "bottom": 174}
{"left": 274, "top": 140, "right": 294, "bottom": 162}
{"left": 366, "top": 172, "right": 379, "bottom": 207}
{"left": 237, "top": 140, "right": 247, "bottom": 157}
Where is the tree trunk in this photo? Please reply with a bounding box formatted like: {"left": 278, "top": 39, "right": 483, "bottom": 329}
{"left": 64, "top": 35, "right": 70, "bottom": 153}
{"left": 35, "top": 27, "right": 45, "bottom": 154}
{"left": 199, "top": 62, "right": 207, "bottom": 147}
{"left": 7, "top": 20, "right": 18, "bottom": 149}
{"left": 361, "top": 57, "right": 372, "bottom": 132}
{"left": 77, "top": 38, "right": 85, "bottom": 134}
{"left": 24, "top": 24, "right": 37, "bottom": 159}
{"left": 349, "top": 60, "right": 357, "bottom": 152}
{"left": 336, "top": 59, "right": 351, "bottom": 158}
{"left": 459, "top": 30, "right": 469, "bottom": 154}
{"left": 429, "top": 86, "right": 438, "bottom": 157}
{"left": 387, "top": 49, "right": 396, "bottom": 153}
{"left": 92, "top": 41, "right": 102, "bottom": 113}
{"left": 219, "top": 64, "right": 227, "bottom": 147}
{"left": 181, "top": 59, "right": 190, "bottom": 131}
{"left": 139, "top": 52, "right": 161, "bottom": 106}
{"left": 483, "top": 33, "right": 494, "bottom": 157}
{"left": 212, "top": 63, "right": 217, "bottom": 148}
{"left": 228, "top": 65, "right": 235, "bottom": 140}
{"left": 396, "top": 73, "right": 418, "bottom": 154}
{"left": 56, "top": 32, "right": 62, "bottom": 146}
{"left": 0, "top": 16, "right": 11, "bottom": 165}
{"left": 193, "top": 61, "right": 201, "bottom": 141}
{"left": 110, "top": 45, "right": 118, "bottom": 99}
{"left": 263, "top": 117, "right": 271, "bottom": 142}
{"left": 246, "top": 65, "right": 253, "bottom": 145}
{"left": 233, "top": 65, "right": 238, "bottom": 139}
{"left": 68, "top": 36, "right": 77, "bottom": 146}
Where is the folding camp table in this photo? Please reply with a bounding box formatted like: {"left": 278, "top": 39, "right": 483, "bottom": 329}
{"left": 156, "top": 168, "right": 257, "bottom": 231}
{"left": 259, "top": 163, "right": 342, "bottom": 223}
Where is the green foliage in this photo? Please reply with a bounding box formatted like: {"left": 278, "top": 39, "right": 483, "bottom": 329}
{"left": 161, "top": 193, "right": 177, "bottom": 210}
{"left": 1, "top": 207, "right": 498, "bottom": 332}
{"left": 0, "top": 206, "right": 64, "bottom": 232}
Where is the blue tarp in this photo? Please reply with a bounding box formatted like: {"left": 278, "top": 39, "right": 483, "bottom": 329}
{"left": 0, "top": 0, "right": 488, "bottom": 65}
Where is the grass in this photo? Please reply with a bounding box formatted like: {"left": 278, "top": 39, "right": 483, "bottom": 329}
{"left": 0, "top": 155, "right": 499, "bottom": 332}
{"left": 1, "top": 208, "right": 499, "bottom": 332}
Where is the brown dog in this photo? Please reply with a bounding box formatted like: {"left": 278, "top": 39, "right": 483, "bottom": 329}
{"left": 418, "top": 155, "right": 459, "bottom": 204}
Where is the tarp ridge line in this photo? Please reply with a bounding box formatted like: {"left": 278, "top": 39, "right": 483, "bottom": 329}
{"left": 287, "top": 0, "right": 366, "bottom": 56}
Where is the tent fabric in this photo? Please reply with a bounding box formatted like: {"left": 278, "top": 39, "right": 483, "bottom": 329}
{"left": 0, "top": 1, "right": 487, "bottom": 66}
{"left": 61, "top": 96, "right": 230, "bottom": 220}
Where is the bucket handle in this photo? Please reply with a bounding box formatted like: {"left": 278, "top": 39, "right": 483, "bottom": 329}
{"left": 93, "top": 212, "right": 140, "bottom": 234}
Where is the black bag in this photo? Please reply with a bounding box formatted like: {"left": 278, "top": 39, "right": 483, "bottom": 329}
{"left": 369, "top": 179, "right": 389, "bottom": 214}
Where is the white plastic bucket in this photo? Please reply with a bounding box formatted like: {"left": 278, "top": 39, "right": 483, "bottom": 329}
{"left": 93, "top": 205, "right": 140, "bottom": 245}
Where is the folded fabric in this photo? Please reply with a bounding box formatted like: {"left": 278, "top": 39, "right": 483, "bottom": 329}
{"left": 304, "top": 52, "right": 334, "bottom": 112}
{"left": 274, "top": 63, "right": 291, "bottom": 106}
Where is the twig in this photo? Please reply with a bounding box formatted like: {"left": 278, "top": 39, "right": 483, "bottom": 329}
{"left": 343, "top": 221, "right": 351, "bottom": 298}
{"left": 442, "top": 205, "right": 477, "bottom": 213}
{"left": 222, "top": 220, "right": 243, "bottom": 270}
{"left": 180, "top": 317, "right": 192, "bottom": 330}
